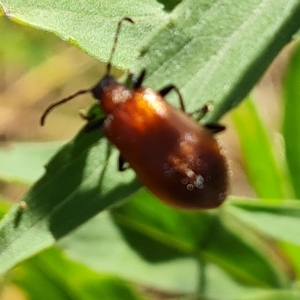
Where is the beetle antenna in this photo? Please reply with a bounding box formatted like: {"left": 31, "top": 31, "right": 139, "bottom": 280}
{"left": 40, "top": 89, "right": 90, "bottom": 126}
{"left": 106, "top": 17, "right": 134, "bottom": 75}
{"left": 40, "top": 17, "right": 134, "bottom": 126}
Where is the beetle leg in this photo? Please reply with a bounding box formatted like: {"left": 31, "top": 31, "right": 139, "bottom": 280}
{"left": 124, "top": 72, "right": 136, "bottom": 89}
{"left": 133, "top": 69, "right": 146, "bottom": 89}
{"left": 118, "top": 154, "right": 128, "bottom": 171}
{"left": 78, "top": 109, "right": 96, "bottom": 121}
{"left": 189, "top": 102, "right": 214, "bottom": 120}
{"left": 83, "top": 117, "right": 105, "bottom": 132}
{"left": 204, "top": 123, "right": 226, "bottom": 134}
{"left": 159, "top": 85, "right": 185, "bottom": 112}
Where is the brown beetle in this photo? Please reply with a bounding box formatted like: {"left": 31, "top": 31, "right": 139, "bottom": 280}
{"left": 41, "top": 18, "right": 229, "bottom": 209}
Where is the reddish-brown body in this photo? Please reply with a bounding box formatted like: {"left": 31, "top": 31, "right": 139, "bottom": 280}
{"left": 100, "top": 82, "right": 228, "bottom": 209}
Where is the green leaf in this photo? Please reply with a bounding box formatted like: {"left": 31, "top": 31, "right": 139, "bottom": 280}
{"left": 59, "top": 209, "right": 288, "bottom": 299}
{"left": 111, "top": 193, "right": 289, "bottom": 288}
{"left": 0, "top": 200, "right": 10, "bottom": 219}
{"left": 283, "top": 41, "right": 300, "bottom": 198}
{"left": 59, "top": 211, "right": 199, "bottom": 294}
{"left": 0, "top": 0, "right": 167, "bottom": 68}
{"left": 225, "top": 198, "right": 300, "bottom": 246}
{"left": 0, "top": 142, "right": 63, "bottom": 184}
{"left": 132, "top": 0, "right": 300, "bottom": 122}
{"left": 231, "top": 97, "right": 290, "bottom": 199}
{"left": 0, "top": 130, "right": 140, "bottom": 275}
{"left": 12, "top": 247, "right": 143, "bottom": 300}
{"left": 280, "top": 241, "right": 300, "bottom": 278}
{"left": 239, "top": 290, "right": 300, "bottom": 300}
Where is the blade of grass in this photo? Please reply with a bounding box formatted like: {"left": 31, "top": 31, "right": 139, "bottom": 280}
{"left": 283, "top": 41, "right": 300, "bottom": 199}
{"left": 231, "top": 97, "right": 289, "bottom": 199}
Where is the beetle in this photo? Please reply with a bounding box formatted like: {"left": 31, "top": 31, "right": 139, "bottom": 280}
{"left": 41, "top": 17, "right": 229, "bottom": 210}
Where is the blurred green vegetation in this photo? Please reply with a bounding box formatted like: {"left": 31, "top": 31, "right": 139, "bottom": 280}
{"left": 0, "top": 16, "right": 111, "bottom": 143}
